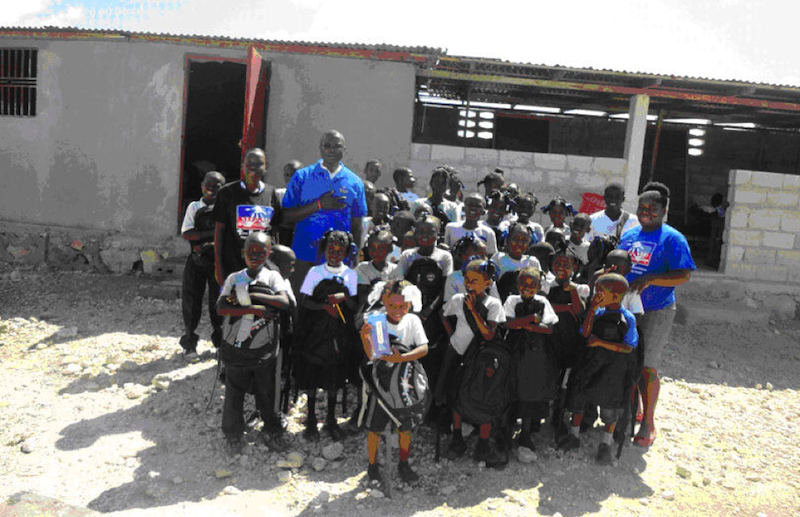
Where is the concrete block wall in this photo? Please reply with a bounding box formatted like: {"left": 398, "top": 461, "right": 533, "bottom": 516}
{"left": 408, "top": 144, "right": 629, "bottom": 224}
{"left": 723, "top": 169, "right": 800, "bottom": 285}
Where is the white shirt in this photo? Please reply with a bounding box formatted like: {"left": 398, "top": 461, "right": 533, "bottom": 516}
{"left": 567, "top": 239, "right": 590, "bottom": 265}
{"left": 356, "top": 260, "right": 400, "bottom": 285}
{"left": 398, "top": 247, "right": 454, "bottom": 278}
{"left": 587, "top": 210, "right": 640, "bottom": 241}
{"left": 443, "top": 270, "right": 502, "bottom": 304}
{"left": 387, "top": 313, "right": 428, "bottom": 350}
{"left": 491, "top": 252, "right": 542, "bottom": 277}
{"left": 444, "top": 221, "right": 498, "bottom": 255}
{"left": 503, "top": 294, "right": 559, "bottom": 326}
{"left": 181, "top": 198, "right": 210, "bottom": 234}
{"left": 444, "top": 293, "right": 506, "bottom": 355}
{"left": 220, "top": 267, "right": 287, "bottom": 300}
{"left": 300, "top": 263, "right": 358, "bottom": 297}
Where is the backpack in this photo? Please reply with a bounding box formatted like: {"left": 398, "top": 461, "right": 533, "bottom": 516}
{"left": 453, "top": 298, "right": 515, "bottom": 425}
{"left": 592, "top": 310, "right": 629, "bottom": 343}
{"left": 405, "top": 257, "right": 445, "bottom": 312}
{"left": 220, "top": 284, "right": 279, "bottom": 364}
{"left": 360, "top": 339, "right": 431, "bottom": 430}
{"left": 496, "top": 270, "right": 520, "bottom": 303}
{"left": 294, "top": 277, "right": 354, "bottom": 365}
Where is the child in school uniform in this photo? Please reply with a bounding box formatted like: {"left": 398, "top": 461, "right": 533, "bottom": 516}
{"left": 558, "top": 273, "right": 638, "bottom": 465}
{"left": 441, "top": 258, "right": 507, "bottom": 468}
{"left": 503, "top": 267, "right": 559, "bottom": 451}
{"left": 484, "top": 190, "right": 514, "bottom": 250}
{"left": 359, "top": 279, "right": 429, "bottom": 488}
{"left": 356, "top": 230, "right": 400, "bottom": 309}
{"left": 514, "top": 192, "right": 545, "bottom": 246}
{"left": 493, "top": 223, "right": 542, "bottom": 302}
{"left": 542, "top": 197, "right": 577, "bottom": 238}
{"left": 294, "top": 230, "right": 359, "bottom": 442}
{"left": 443, "top": 193, "right": 498, "bottom": 255}
{"left": 444, "top": 236, "right": 502, "bottom": 304}
{"left": 547, "top": 248, "right": 590, "bottom": 371}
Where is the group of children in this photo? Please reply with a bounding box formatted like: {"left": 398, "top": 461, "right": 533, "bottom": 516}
{"left": 181, "top": 166, "right": 649, "bottom": 488}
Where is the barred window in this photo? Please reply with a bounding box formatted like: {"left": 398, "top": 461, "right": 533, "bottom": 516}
{"left": 1, "top": 48, "right": 37, "bottom": 117}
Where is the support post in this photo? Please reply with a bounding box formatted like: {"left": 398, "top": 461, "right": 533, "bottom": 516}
{"left": 623, "top": 94, "right": 650, "bottom": 209}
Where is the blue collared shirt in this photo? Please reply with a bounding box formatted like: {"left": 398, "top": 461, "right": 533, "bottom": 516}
{"left": 281, "top": 160, "right": 368, "bottom": 262}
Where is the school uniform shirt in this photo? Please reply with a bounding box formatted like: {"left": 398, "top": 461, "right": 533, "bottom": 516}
{"left": 540, "top": 271, "right": 557, "bottom": 295}
{"left": 622, "top": 292, "right": 644, "bottom": 316}
{"left": 503, "top": 294, "right": 559, "bottom": 326}
{"left": 211, "top": 181, "right": 281, "bottom": 276}
{"left": 399, "top": 191, "right": 420, "bottom": 205}
{"left": 398, "top": 247, "right": 454, "bottom": 278}
{"left": 587, "top": 210, "right": 640, "bottom": 241}
{"left": 412, "top": 197, "right": 462, "bottom": 224}
{"left": 444, "top": 221, "right": 498, "bottom": 255}
{"left": 355, "top": 260, "right": 400, "bottom": 286}
{"left": 581, "top": 306, "right": 639, "bottom": 348}
{"left": 300, "top": 263, "right": 358, "bottom": 298}
{"left": 567, "top": 238, "right": 590, "bottom": 265}
{"left": 443, "top": 294, "right": 506, "bottom": 355}
{"left": 617, "top": 224, "right": 696, "bottom": 312}
{"left": 443, "top": 271, "right": 502, "bottom": 304}
{"left": 181, "top": 198, "right": 216, "bottom": 258}
{"left": 543, "top": 278, "right": 591, "bottom": 301}
{"left": 519, "top": 221, "right": 545, "bottom": 245}
{"left": 387, "top": 313, "right": 428, "bottom": 351}
{"left": 281, "top": 160, "right": 368, "bottom": 263}
{"left": 219, "top": 267, "right": 287, "bottom": 302}
{"left": 491, "top": 252, "right": 542, "bottom": 277}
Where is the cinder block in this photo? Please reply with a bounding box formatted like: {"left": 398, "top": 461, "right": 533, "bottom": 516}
{"left": 592, "top": 157, "right": 625, "bottom": 176}
{"left": 733, "top": 189, "right": 766, "bottom": 205}
{"left": 430, "top": 145, "right": 465, "bottom": 164}
{"left": 744, "top": 247, "right": 776, "bottom": 264}
{"left": 784, "top": 174, "right": 800, "bottom": 190}
{"left": 776, "top": 250, "right": 800, "bottom": 267}
{"left": 732, "top": 169, "right": 751, "bottom": 185}
{"left": 751, "top": 170, "right": 784, "bottom": 188}
{"left": 763, "top": 232, "right": 795, "bottom": 250}
{"left": 565, "top": 155, "right": 594, "bottom": 172}
{"left": 456, "top": 163, "right": 481, "bottom": 186}
{"left": 724, "top": 262, "right": 758, "bottom": 279}
{"left": 781, "top": 212, "right": 800, "bottom": 233}
{"left": 574, "top": 172, "right": 606, "bottom": 190}
{"left": 533, "top": 153, "right": 566, "bottom": 170}
{"left": 546, "top": 170, "right": 574, "bottom": 188}
{"left": 411, "top": 143, "right": 431, "bottom": 161}
{"left": 499, "top": 150, "right": 533, "bottom": 168}
{"left": 464, "top": 148, "right": 500, "bottom": 165}
{"left": 796, "top": 234, "right": 800, "bottom": 250}
{"left": 767, "top": 191, "right": 799, "bottom": 207}
{"left": 725, "top": 245, "right": 745, "bottom": 262}
{"left": 509, "top": 168, "right": 544, "bottom": 189}
{"left": 755, "top": 265, "right": 789, "bottom": 283}
{"left": 788, "top": 267, "right": 800, "bottom": 284}
{"left": 728, "top": 208, "right": 749, "bottom": 229}
{"left": 728, "top": 229, "right": 761, "bottom": 246}
{"left": 748, "top": 209, "right": 782, "bottom": 230}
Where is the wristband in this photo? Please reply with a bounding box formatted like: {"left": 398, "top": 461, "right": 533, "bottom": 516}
{"left": 317, "top": 200, "right": 322, "bottom": 210}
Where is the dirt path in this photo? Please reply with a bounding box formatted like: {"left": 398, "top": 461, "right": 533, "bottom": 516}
{"left": 1, "top": 266, "right": 798, "bottom": 517}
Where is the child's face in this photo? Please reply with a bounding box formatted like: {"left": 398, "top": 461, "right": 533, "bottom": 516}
{"left": 243, "top": 152, "right": 267, "bottom": 191}
{"left": 595, "top": 281, "right": 626, "bottom": 307}
{"left": 517, "top": 273, "right": 541, "bottom": 299}
{"left": 414, "top": 222, "right": 437, "bottom": 248}
{"left": 430, "top": 173, "right": 448, "bottom": 196}
{"left": 507, "top": 229, "right": 530, "bottom": 259}
{"left": 414, "top": 206, "right": 431, "bottom": 220}
{"left": 201, "top": 179, "right": 222, "bottom": 203}
{"left": 390, "top": 218, "right": 413, "bottom": 238}
{"left": 464, "top": 269, "right": 492, "bottom": 295}
{"left": 372, "top": 194, "right": 390, "bottom": 223}
{"left": 275, "top": 257, "right": 295, "bottom": 279}
{"left": 487, "top": 199, "right": 506, "bottom": 224}
{"left": 549, "top": 205, "right": 566, "bottom": 227}
{"left": 463, "top": 197, "right": 485, "bottom": 222}
{"left": 516, "top": 199, "right": 534, "bottom": 222}
{"left": 603, "top": 187, "right": 624, "bottom": 213}
{"left": 552, "top": 255, "right": 576, "bottom": 281}
{"left": 325, "top": 240, "right": 347, "bottom": 267}
{"left": 244, "top": 242, "right": 269, "bottom": 270}
{"left": 459, "top": 245, "right": 478, "bottom": 265}
{"left": 382, "top": 292, "right": 411, "bottom": 324}
{"left": 570, "top": 220, "right": 588, "bottom": 243}
{"left": 368, "top": 240, "right": 390, "bottom": 264}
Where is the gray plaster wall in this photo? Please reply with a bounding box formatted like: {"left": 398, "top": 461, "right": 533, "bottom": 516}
{"left": 0, "top": 36, "right": 416, "bottom": 270}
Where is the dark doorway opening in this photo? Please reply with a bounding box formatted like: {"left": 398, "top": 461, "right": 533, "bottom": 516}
{"left": 179, "top": 60, "right": 246, "bottom": 222}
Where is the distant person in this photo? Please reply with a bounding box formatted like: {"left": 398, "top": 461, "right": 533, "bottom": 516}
{"left": 281, "top": 130, "right": 368, "bottom": 294}
{"left": 393, "top": 167, "right": 419, "bottom": 205}
{"left": 443, "top": 193, "right": 497, "bottom": 255}
{"left": 180, "top": 171, "right": 225, "bottom": 359}
{"left": 413, "top": 166, "right": 462, "bottom": 228}
{"left": 587, "top": 182, "right": 640, "bottom": 242}
{"left": 364, "top": 160, "right": 382, "bottom": 184}
{"left": 478, "top": 171, "right": 504, "bottom": 197}
{"left": 277, "top": 160, "right": 302, "bottom": 246}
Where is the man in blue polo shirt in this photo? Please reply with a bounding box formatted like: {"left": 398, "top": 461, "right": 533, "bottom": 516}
{"left": 281, "top": 130, "right": 368, "bottom": 292}
{"left": 617, "top": 185, "right": 695, "bottom": 448}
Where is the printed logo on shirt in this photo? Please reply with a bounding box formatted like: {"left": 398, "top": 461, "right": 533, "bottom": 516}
{"left": 236, "top": 205, "right": 274, "bottom": 237}
{"left": 628, "top": 241, "right": 655, "bottom": 271}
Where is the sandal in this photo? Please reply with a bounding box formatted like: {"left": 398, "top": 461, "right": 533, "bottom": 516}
{"left": 633, "top": 427, "right": 657, "bottom": 447}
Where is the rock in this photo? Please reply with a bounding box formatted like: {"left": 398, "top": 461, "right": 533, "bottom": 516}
{"left": 440, "top": 485, "right": 457, "bottom": 496}
{"left": 56, "top": 327, "right": 79, "bottom": 339}
{"left": 151, "top": 376, "right": 171, "bottom": 391}
{"left": 120, "top": 360, "right": 139, "bottom": 372}
{"left": 755, "top": 383, "right": 763, "bottom": 390}
{"left": 147, "top": 471, "right": 160, "bottom": 479}
{"left": 312, "top": 458, "right": 327, "bottom": 472}
{"left": 215, "top": 469, "right": 234, "bottom": 479}
{"left": 20, "top": 440, "right": 34, "bottom": 454}
{"left": 702, "top": 476, "right": 711, "bottom": 486}
{"left": 745, "top": 474, "right": 761, "bottom": 482}
{"left": 276, "top": 452, "right": 305, "bottom": 469}
{"left": 126, "top": 386, "right": 147, "bottom": 399}
{"left": 222, "top": 485, "right": 241, "bottom": 495}
{"left": 172, "top": 477, "right": 184, "bottom": 484}
{"left": 638, "top": 498, "right": 649, "bottom": 505}
{"left": 662, "top": 491, "right": 675, "bottom": 501}
{"left": 517, "top": 446, "right": 537, "bottom": 464}
{"left": 370, "top": 490, "right": 385, "bottom": 498}
{"left": 277, "top": 470, "right": 292, "bottom": 482}
{"left": 35, "top": 343, "right": 49, "bottom": 350}
{"left": 322, "top": 442, "right": 344, "bottom": 461}
{"left": 63, "top": 363, "right": 82, "bottom": 375}
{"left": 766, "top": 382, "right": 774, "bottom": 391}
{"left": 10, "top": 269, "right": 22, "bottom": 282}
{"left": 676, "top": 466, "right": 691, "bottom": 479}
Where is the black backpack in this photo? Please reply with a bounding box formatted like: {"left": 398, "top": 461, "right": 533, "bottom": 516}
{"left": 453, "top": 299, "right": 515, "bottom": 425}
{"left": 405, "top": 257, "right": 445, "bottom": 311}
{"left": 220, "top": 283, "right": 280, "bottom": 365}
{"left": 592, "top": 310, "right": 629, "bottom": 343}
{"left": 496, "top": 270, "right": 520, "bottom": 303}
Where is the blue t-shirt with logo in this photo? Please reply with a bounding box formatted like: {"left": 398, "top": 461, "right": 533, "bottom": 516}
{"left": 617, "top": 224, "right": 696, "bottom": 312}
{"left": 281, "top": 160, "right": 368, "bottom": 262}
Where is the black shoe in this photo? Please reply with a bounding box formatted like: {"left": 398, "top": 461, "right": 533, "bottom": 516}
{"left": 398, "top": 461, "right": 420, "bottom": 485}
{"left": 303, "top": 421, "right": 320, "bottom": 442}
{"left": 446, "top": 433, "right": 467, "bottom": 459}
{"left": 225, "top": 435, "right": 244, "bottom": 456}
{"left": 324, "top": 421, "right": 344, "bottom": 442}
{"left": 367, "top": 464, "right": 384, "bottom": 491}
{"left": 474, "top": 439, "right": 505, "bottom": 469}
{"left": 180, "top": 333, "right": 199, "bottom": 351}
{"left": 517, "top": 431, "right": 536, "bottom": 452}
{"left": 596, "top": 442, "right": 613, "bottom": 465}
{"left": 218, "top": 363, "right": 227, "bottom": 384}
{"left": 262, "top": 431, "right": 289, "bottom": 453}
{"left": 211, "top": 327, "right": 222, "bottom": 348}
{"left": 557, "top": 434, "right": 581, "bottom": 452}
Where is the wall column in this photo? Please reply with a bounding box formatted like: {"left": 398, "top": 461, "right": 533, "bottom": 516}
{"left": 623, "top": 94, "right": 650, "bottom": 208}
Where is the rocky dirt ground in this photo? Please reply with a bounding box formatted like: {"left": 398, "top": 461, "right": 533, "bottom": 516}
{"left": 0, "top": 265, "right": 798, "bottom": 517}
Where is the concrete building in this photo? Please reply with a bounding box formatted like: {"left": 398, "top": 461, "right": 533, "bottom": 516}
{"left": 2, "top": 27, "right": 800, "bottom": 312}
